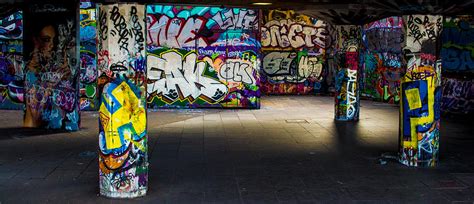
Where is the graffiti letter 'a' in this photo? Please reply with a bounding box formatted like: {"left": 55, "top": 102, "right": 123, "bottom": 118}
{"left": 147, "top": 50, "right": 228, "bottom": 104}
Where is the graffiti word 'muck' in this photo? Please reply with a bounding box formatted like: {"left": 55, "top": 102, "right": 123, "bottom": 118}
{"left": 261, "top": 19, "right": 327, "bottom": 49}
{"left": 147, "top": 51, "right": 228, "bottom": 104}
{"left": 147, "top": 15, "right": 207, "bottom": 48}
{"left": 219, "top": 59, "right": 256, "bottom": 84}
{"left": 346, "top": 69, "right": 357, "bottom": 118}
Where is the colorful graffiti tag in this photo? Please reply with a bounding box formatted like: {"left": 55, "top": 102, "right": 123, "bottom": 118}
{"left": 335, "top": 25, "right": 361, "bottom": 121}
{"left": 400, "top": 15, "right": 442, "bottom": 167}
{"left": 362, "top": 16, "right": 404, "bottom": 104}
{"left": 441, "top": 78, "right": 474, "bottom": 115}
{"left": 0, "top": 10, "right": 23, "bottom": 110}
{"left": 260, "top": 9, "right": 327, "bottom": 94}
{"left": 146, "top": 5, "right": 260, "bottom": 108}
{"left": 97, "top": 3, "right": 148, "bottom": 198}
{"left": 440, "top": 16, "right": 474, "bottom": 115}
{"left": 80, "top": 2, "right": 98, "bottom": 111}
{"left": 405, "top": 15, "right": 443, "bottom": 54}
{"left": 441, "top": 16, "right": 474, "bottom": 72}
{"left": 0, "top": 10, "right": 22, "bottom": 40}
{"left": 23, "top": 4, "right": 79, "bottom": 130}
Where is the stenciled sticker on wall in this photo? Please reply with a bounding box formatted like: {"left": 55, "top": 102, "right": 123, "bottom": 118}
{"left": 440, "top": 16, "right": 474, "bottom": 115}
{"left": 23, "top": 4, "right": 79, "bottom": 130}
{"left": 334, "top": 25, "right": 361, "bottom": 121}
{"left": 97, "top": 4, "right": 148, "bottom": 198}
{"left": 261, "top": 9, "right": 328, "bottom": 95}
{"left": 146, "top": 5, "right": 260, "bottom": 108}
{"left": 400, "top": 15, "right": 442, "bottom": 167}
{"left": 362, "top": 16, "right": 404, "bottom": 104}
{"left": 0, "top": 10, "right": 23, "bottom": 110}
{"left": 80, "top": 2, "right": 98, "bottom": 111}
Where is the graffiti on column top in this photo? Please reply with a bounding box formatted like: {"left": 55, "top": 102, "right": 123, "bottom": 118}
{"left": 404, "top": 15, "right": 443, "bottom": 53}
{"left": 98, "top": 4, "right": 146, "bottom": 79}
{"left": 337, "top": 25, "right": 360, "bottom": 52}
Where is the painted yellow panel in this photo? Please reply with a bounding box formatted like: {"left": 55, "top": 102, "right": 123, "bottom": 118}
{"left": 405, "top": 88, "right": 422, "bottom": 110}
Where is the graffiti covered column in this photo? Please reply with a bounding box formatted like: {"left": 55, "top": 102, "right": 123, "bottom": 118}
{"left": 334, "top": 25, "right": 361, "bottom": 121}
{"left": 97, "top": 4, "right": 148, "bottom": 198}
{"left": 79, "top": 2, "right": 98, "bottom": 111}
{"left": 23, "top": 3, "right": 80, "bottom": 130}
{"left": 399, "top": 15, "right": 443, "bottom": 167}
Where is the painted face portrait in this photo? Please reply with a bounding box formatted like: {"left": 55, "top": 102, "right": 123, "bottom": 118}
{"left": 34, "top": 25, "right": 56, "bottom": 59}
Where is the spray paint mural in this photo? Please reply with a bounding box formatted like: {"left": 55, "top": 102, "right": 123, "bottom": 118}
{"left": 146, "top": 5, "right": 260, "bottom": 108}
{"left": 334, "top": 25, "right": 361, "bottom": 121}
{"left": 260, "top": 10, "right": 327, "bottom": 94}
{"left": 400, "top": 15, "right": 442, "bottom": 167}
{"left": 440, "top": 16, "right": 474, "bottom": 115}
{"left": 441, "top": 16, "right": 474, "bottom": 72}
{"left": 0, "top": 10, "right": 22, "bottom": 40}
{"left": 80, "top": 2, "right": 98, "bottom": 111}
{"left": 97, "top": 4, "right": 148, "bottom": 198}
{"left": 441, "top": 78, "right": 474, "bottom": 115}
{"left": 362, "top": 17, "right": 404, "bottom": 104}
{"left": 23, "top": 4, "right": 79, "bottom": 130}
{"left": 0, "top": 10, "right": 23, "bottom": 110}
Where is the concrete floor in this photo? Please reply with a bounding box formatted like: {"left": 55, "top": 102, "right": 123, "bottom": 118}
{"left": 0, "top": 96, "right": 473, "bottom": 203}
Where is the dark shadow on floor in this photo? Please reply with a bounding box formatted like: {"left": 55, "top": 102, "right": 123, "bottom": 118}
{"left": 0, "top": 127, "right": 70, "bottom": 140}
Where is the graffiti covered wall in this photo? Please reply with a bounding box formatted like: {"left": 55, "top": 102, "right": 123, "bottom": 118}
{"left": 440, "top": 16, "right": 474, "bottom": 115}
{"left": 23, "top": 4, "right": 79, "bottom": 130}
{"left": 400, "top": 15, "right": 442, "bottom": 167}
{"left": 97, "top": 3, "right": 148, "bottom": 197}
{"left": 362, "top": 17, "right": 404, "bottom": 104}
{"left": 334, "top": 25, "right": 361, "bottom": 121}
{"left": 260, "top": 10, "right": 327, "bottom": 94}
{"left": 0, "top": 10, "right": 24, "bottom": 109}
{"left": 80, "top": 2, "right": 98, "bottom": 111}
{"left": 146, "top": 5, "right": 260, "bottom": 108}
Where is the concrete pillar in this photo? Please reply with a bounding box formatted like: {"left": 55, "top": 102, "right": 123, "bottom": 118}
{"left": 97, "top": 3, "right": 148, "bottom": 198}
{"left": 334, "top": 25, "right": 361, "bottom": 121}
{"left": 399, "top": 15, "right": 443, "bottom": 167}
{"left": 23, "top": 3, "right": 80, "bottom": 130}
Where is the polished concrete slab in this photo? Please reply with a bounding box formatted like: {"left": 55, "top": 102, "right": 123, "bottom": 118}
{"left": 0, "top": 96, "right": 473, "bottom": 203}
